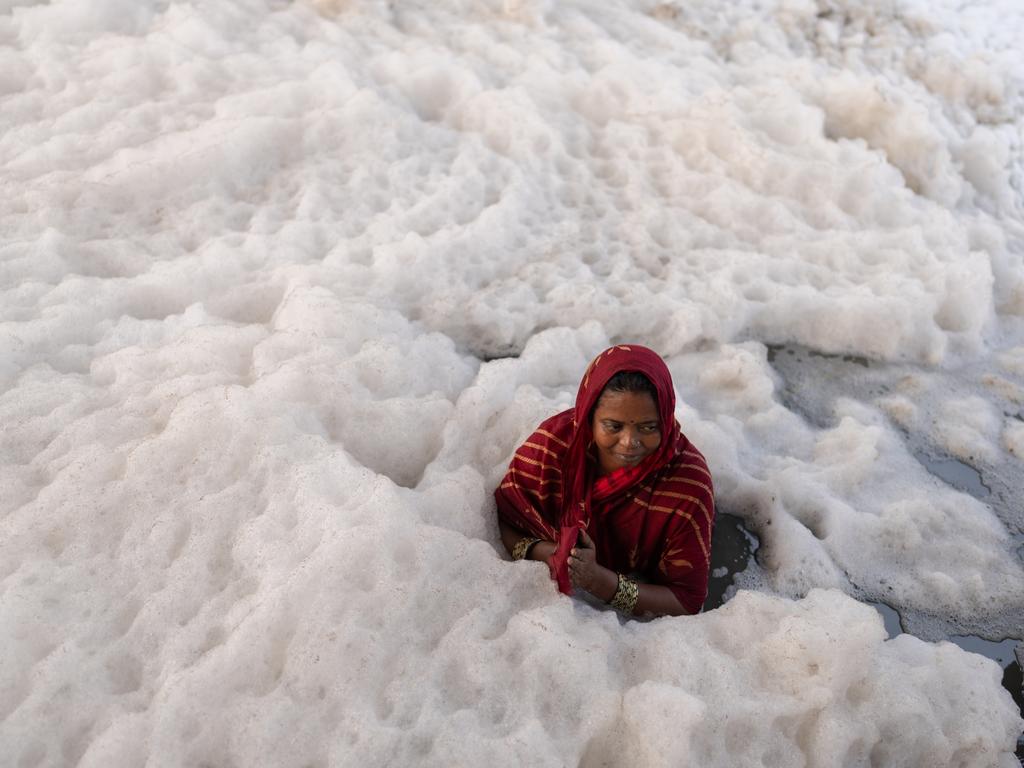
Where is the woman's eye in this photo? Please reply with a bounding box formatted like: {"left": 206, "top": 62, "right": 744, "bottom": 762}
{"left": 641, "top": 425, "right": 659, "bottom": 434}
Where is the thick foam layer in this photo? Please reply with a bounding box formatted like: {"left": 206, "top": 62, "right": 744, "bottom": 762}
{"left": 2, "top": 0, "right": 1023, "bottom": 765}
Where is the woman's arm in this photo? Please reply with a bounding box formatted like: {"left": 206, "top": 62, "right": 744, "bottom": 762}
{"left": 502, "top": 522, "right": 688, "bottom": 616}
{"left": 569, "top": 531, "right": 689, "bottom": 617}
{"left": 632, "top": 582, "right": 688, "bottom": 617}
{"left": 498, "top": 519, "right": 557, "bottom": 566}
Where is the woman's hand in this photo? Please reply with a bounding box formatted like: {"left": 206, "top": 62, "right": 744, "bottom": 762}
{"left": 569, "top": 530, "right": 616, "bottom": 599}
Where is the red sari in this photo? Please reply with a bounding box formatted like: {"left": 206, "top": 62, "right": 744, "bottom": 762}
{"left": 494, "top": 345, "right": 715, "bottom": 615}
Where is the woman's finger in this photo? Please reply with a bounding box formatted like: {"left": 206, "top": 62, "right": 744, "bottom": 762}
{"left": 578, "top": 529, "right": 595, "bottom": 548}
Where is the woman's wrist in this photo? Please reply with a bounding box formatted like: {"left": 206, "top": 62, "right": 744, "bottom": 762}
{"left": 511, "top": 536, "right": 541, "bottom": 561}
{"left": 592, "top": 566, "right": 619, "bottom": 602}
{"left": 608, "top": 573, "right": 640, "bottom": 614}
{"left": 527, "top": 540, "right": 556, "bottom": 565}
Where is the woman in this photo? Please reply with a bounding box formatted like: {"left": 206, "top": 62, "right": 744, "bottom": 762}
{"left": 495, "top": 345, "right": 714, "bottom": 617}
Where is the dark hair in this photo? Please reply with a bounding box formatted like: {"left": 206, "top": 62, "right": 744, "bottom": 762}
{"left": 601, "top": 370, "right": 658, "bottom": 405}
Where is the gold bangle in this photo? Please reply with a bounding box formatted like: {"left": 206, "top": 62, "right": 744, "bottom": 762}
{"left": 609, "top": 574, "right": 639, "bottom": 614}
{"left": 512, "top": 537, "right": 541, "bottom": 561}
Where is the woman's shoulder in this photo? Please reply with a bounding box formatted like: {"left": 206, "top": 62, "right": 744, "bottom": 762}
{"left": 528, "top": 408, "right": 575, "bottom": 449}
{"left": 673, "top": 434, "right": 711, "bottom": 475}
{"left": 652, "top": 434, "right": 714, "bottom": 491}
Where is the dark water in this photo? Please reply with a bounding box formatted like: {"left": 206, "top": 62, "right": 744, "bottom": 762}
{"left": 866, "top": 599, "right": 904, "bottom": 639}
{"left": 703, "top": 513, "right": 759, "bottom": 611}
{"left": 920, "top": 455, "right": 991, "bottom": 497}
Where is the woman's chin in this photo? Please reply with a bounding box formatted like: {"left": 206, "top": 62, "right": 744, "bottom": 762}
{"left": 610, "top": 454, "right": 645, "bottom": 468}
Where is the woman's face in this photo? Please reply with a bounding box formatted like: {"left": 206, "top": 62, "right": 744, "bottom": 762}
{"left": 590, "top": 389, "right": 661, "bottom": 476}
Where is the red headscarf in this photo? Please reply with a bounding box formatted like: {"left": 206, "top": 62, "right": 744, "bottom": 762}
{"left": 548, "top": 344, "right": 683, "bottom": 593}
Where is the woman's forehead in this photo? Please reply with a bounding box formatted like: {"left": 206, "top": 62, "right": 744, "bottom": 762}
{"left": 593, "top": 390, "right": 659, "bottom": 420}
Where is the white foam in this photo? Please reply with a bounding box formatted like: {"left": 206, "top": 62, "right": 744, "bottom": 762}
{"left": 2, "top": 0, "right": 1023, "bottom": 764}
{"left": 1004, "top": 420, "right": 1024, "bottom": 460}
{"left": 932, "top": 395, "right": 1002, "bottom": 463}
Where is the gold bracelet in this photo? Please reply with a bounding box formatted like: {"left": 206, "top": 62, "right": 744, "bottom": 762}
{"left": 609, "top": 574, "right": 639, "bottom": 614}
{"left": 512, "top": 537, "right": 541, "bottom": 561}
